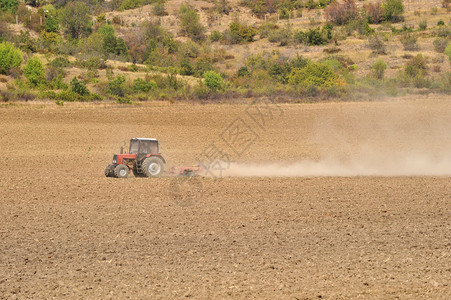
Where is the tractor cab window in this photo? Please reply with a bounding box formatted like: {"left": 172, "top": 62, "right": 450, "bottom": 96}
{"left": 149, "top": 142, "right": 158, "bottom": 154}
{"left": 139, "top": 142, "right": 151, "bottom": 154}
{"left": 129, "top": 141, "right": 139, "bottom": 154}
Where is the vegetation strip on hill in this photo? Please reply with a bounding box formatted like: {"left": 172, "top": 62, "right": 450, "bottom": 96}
{"left": 1, "top": 0, "right": 451, "bottom": 103}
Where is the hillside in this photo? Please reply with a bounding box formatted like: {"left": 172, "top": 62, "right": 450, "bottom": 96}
{"left": 1, "top": 0, "right": 451, "bottom": 103}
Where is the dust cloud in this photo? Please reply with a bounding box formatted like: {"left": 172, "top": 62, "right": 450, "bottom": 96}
{"left": 224, "top": 101, "right": 451, "bottom": 177}
{"left": 223, "top": 155, "right": 451, "bottom": 177}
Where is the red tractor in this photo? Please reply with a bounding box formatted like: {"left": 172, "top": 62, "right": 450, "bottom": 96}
{"left": 105, "top": 138, "right": 165, "bottom": 178}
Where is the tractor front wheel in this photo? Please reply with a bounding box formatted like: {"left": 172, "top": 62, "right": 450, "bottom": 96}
{"left": 104, "top": 164, "right": 115, "bottom": 177}
{"left": 142, "top": 157, "right": 164, "bottom": 177}
{"left": 114, "top": 164, "right": 129, "bottom": 178}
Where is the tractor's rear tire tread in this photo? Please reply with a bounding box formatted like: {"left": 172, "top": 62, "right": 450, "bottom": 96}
{"left": 142, "top": 157, "right": 164, "bottom": 177}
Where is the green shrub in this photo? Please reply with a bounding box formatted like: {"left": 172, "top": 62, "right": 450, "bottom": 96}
{"left": 259, "top": 23, "right": 279, "bottom": 39}
{"left": 17, "top": 31, "right": 37, "bottom": 53}
{"left": 445, "top": 44, "right": 451, "bottom": 61}
{"left": 150, "top": 73, "right": 184, "bottom": 90}
{"left": 237, "top": 66, "right": 250, "bottom": 77}
{"left": 0, "top": 41, "right": 22, "bottom": 75}
{"left": 437, "top": 20, "right": 445, "bottom": 26}
{"left": 56, "top": 90, "right": 81, "bottom": 102}
{"left": 129, "top": 64, "right": 139, "bottom": 72}
{"left": 400, "top": 34, "right": 418, "bottom": 51}
{"left": 418, "top": 19, "right": 427, "bottom": 31}
{"left": 405, "top": 54, "right": 427, "bottom": 78}
{"left": 59, "top": 90, "right": 101, "bottom": 102}
{"left": 50, "top": 57, "right": 70, "bottom": 68}
{"left": 371, "top": 60, "right": 387, "bottom": 79}
{"left": 23, "top": 57, "right": 45, "bottom": 86}
{"left": 434, "top": 25, "right": 451, "bottom": 38}
{"left": 382, "top": 0, "right": 404, "bottom": 22}
{"left": 209, "top": 30, "right": 223, "bottom": 42}
{"left": 118, "top": 0, "right": 145, "bottom": 11}
{"left": 153, "top": 0, "right": 168, "bottom": 16}
{"left": 203, "top": 70, "right": 222, "bottom": 90}
{"left": 345, "top": 18, "right": 374, "bottom": 36}
{"left": 179, "top": 3, "right": 205, "bottom": 42}
{"left": 288, "top": 62, "right": 339, "bottom": 88}
{"left": 224, "top": 22, "right": 257, "bottom": 44}
{"left": 107, "top": 74, "right": 126, "bottom": 97}
{"left": 193, "top": 57, "right": 214, "bottom": 77}
{"left": 368, "top": 35, "right": 386, "bottom": 54}
{"left": 433, "top": 38, "right": 448, "bottom": 53}
{"left": 70, "top": 77, "right": 90, "bottom": 95}
{"left": 214, "top": 0, "right": 232, "bottom": 15}
{"left": 193, "top": 81, "right": 211, "bottom": 99}
{"left": 179, "top": 59, "right": 193, "bottom": 75}
{"left": 132, "top": 78, "right": 157, "bottom": 92}
{"left": 268, "top": 27, "right": 292, "bottom": 46}
{"left": 45, "top": 15, "right": 59, "bottom": 33}
{"left": 0, "top": 0, "right": 18, "bottom": 13}
{"left": 89, "top": 93, "right": 102, "bottom": 101}
{"left": 294, "top": 25, "right": 332, "bottom": 46}
{"left": 76, "top": 56, "right": 107, "bottom": 70}
{"left": 50, "top": 74, "right": 68, "bottom": 90}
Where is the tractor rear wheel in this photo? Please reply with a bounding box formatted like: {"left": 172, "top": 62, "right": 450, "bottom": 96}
{"left": 142, "top": 157, "right": 164, "bottom": 177}
{"left": 114, "top": 164, "right": 129, "bottom": 178}
{"left": 104, "top": 164, "right": 115, "bottom": 177}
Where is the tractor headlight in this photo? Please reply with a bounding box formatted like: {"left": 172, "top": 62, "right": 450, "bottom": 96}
{"left": 112, "top": 160, "right": 117, "bottom": 164}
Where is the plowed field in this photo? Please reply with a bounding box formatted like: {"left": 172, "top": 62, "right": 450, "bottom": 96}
{"left": 0, "top": 98, "right": 450, "bottom": 299}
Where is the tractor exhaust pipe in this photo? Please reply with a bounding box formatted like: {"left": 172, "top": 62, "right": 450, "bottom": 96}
{"left": 120, "top": 146, "right": 124, "bottom": 154}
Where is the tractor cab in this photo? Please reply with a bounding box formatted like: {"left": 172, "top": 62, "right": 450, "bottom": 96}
{"left": 105, "top": 138, "right": 165, "bottom": 178}
{"left": 129, "top": 138, "right": 159, "bottom": 155}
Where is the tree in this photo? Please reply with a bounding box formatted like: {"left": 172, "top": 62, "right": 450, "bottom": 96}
{"left": 0, "top": 41, "right": 22, "bottom": 75}
{"left": 383, "top": 0, "right": 404, "bottom": 22}
{"left": 23, "top": 56, "right": 45, "bottom": 86}
{"left": 179, "top": 3, "right": 205, "bottom": 42}
{"left": 60, "top": 1, "right": 92, "bottom": 39}
{"left": 203, "top": 70, "right": 222, "bottom": 90}
{"left": 98, "top": 24, "right": 128, "bottom": 56}
{"left": 0, "top": 0, "right": 19, "bottom": 13}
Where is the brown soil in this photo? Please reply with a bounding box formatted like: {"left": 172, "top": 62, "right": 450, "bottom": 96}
{"left": 0, "top": 98, "right": 450, "bottom": 298}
